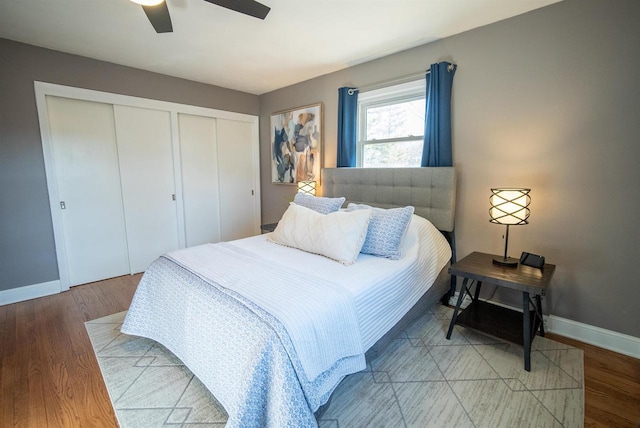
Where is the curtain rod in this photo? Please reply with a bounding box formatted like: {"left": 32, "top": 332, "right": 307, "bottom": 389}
{"left": 347, "top": 63, "right": 455, "bottom": 95}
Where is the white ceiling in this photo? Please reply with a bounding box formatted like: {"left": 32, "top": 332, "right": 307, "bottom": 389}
{"left": 0, "top": 0, "right": 560, "bottom": 95}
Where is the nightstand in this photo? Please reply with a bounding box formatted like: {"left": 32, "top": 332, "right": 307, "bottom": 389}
{"left": 446, "top": 251, "right": 556, "bottom": 371}
{"left": 260, "top": 222, "right": 278, "bottom": 233}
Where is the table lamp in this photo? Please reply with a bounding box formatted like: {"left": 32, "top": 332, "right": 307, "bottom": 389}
{"left": 489, "top": 188, "right": 530, "bottom": 267}
{"left": 297, "top": 180, "right": 317, "bottom": 196}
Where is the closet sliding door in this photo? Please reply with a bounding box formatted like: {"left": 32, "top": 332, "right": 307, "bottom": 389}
{"left": 217, "top": 119, "right": 259, "bottom": 241}
{"left": 46, "top": 96, "right": 130, "bottom": 286}
{"left": 114, "top": 105, "right": 180, "bottom": 273}
{"left": 178, "top": 113, "right": 221, "bottom": 247}
{"left": 179, "top": 115, "right": 259, "bottom": 245}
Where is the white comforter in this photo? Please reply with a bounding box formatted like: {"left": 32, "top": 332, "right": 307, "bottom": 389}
{"left": 121, "top": 214, "right": 450, "bottom": 427}
{"left": 167, "top": 241, "right": 366, "bottom": 381}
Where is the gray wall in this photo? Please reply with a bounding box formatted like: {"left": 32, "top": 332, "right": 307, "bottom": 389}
{"left": 0, "top": 38, "right": 259, "bottom": 292}
{"left": 259, "top": 0, "right": 640, "bottom": 337}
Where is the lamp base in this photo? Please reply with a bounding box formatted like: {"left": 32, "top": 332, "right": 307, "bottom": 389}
{"left": 492, "top": 257, "right": 519, "bottom": 267}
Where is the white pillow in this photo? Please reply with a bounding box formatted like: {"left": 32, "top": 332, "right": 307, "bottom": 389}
{"left": 269, "top": 203, "right": 372, "bottom": 265}
{"left": 346, "top": 203, "right": 415, "bottom": 260}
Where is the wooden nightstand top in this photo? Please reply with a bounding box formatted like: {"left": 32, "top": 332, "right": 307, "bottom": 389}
{"left": 449, "top": 251, "right": 555, "bottom": 295}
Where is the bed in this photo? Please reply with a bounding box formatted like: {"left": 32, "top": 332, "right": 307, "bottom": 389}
{"left": 121, "top": 167, "right": 456, "bottom": 427}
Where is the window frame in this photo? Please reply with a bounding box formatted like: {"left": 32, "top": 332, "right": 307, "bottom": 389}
{"left": 356, "top": 79, "right": 426, "bottom": 168}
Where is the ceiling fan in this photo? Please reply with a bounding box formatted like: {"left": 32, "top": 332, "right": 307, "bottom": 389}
{"left": 132, "top": 0, "right": 271, "bottom": 33}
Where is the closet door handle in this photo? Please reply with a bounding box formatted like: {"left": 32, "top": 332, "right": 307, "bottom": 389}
{"left": 171, "top": 194, "right": 176, "bottom": 201}
{"left": 60, "top": 201, "right": 66, "bottom": 209}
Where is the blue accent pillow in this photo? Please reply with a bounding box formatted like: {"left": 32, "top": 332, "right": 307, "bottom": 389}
{"left": 293, "top": 193, "right": 345, "bottom": 214}
{"left": 347, "top": 203, "right": 415, "bottom": 260}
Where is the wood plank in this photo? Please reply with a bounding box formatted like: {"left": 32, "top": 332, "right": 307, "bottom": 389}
{"left": 70, "top": 351, "right": 118, "bottom": 428}
{"left": 36, "top": 293, "right": 81, "bottom": 426}
{"left": 13, "top": 300, "right": 40, "bottom": 427}
{"left": 0, "top": 354, "right": 16, "bottom": 427}
{"left": 0, "top": 304, "right": 16, "bottom": 358}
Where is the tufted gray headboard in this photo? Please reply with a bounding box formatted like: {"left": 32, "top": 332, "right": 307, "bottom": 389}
{"left": 322, "top": 167, "right": 457, "bottom": 232}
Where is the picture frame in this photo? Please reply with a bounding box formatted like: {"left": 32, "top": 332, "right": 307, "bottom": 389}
{"left": 270, "top": 103, "right": 322, "bottom": 184}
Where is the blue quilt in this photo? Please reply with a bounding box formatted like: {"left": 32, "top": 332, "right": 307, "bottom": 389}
{"left": 121, "top": 255, "right": 362, "bottom": 427}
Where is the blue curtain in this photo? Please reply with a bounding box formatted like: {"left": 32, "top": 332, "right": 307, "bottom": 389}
{"left": 337, "top": 87, "right": 358, "bottom": 167}
{"left": 421, "top": 62, "right": 457, "bottom": 167}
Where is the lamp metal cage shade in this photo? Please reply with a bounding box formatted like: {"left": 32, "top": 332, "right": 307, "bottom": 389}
{"left": 489, "top": 188, "right": 531, "bottom": 225}
{"left": 297, "top": 181, "right": 317, "bottom": 196}
{"left": 489, "top": 188, "right": 531, "bottom": 267}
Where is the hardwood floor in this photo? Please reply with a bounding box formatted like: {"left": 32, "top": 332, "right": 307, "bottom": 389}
{"left": 546, "top": 333, "right": 640, "bottom": 428}
{"left": 1, "top": 275, "right": 639, "bottom": 427}
{"left": 0, "top": 275, "right": 139, "bottom": 427}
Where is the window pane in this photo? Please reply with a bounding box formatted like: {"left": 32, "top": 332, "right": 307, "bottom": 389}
{"left": 363, "top": 140, "right": 423, "bottom": 168}
{"left": 366, "top": 99, "right": 424, "bottom": 140}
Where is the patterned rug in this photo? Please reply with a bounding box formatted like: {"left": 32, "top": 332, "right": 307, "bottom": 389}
{"left": 85, "top": 305, "right": 584, "bottom": 427}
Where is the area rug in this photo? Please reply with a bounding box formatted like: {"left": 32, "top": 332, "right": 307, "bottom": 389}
{"left": 85, "top": 305, "right": 584, "bottom": 427}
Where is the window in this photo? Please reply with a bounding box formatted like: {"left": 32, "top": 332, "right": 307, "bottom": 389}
{"left": 357, "top": 79, "right": 426, "bottom": 167}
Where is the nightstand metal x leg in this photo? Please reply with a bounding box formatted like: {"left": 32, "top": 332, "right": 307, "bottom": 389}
{"left": 473, "top": 280, "right": 482, "bottom": 301}
{"left": 536, "top": 295, "right": 545, "bottom": 336}
{"left": 523, "top": 292, "right": 548, "bottom": 371}
{"left": 523, "top": 292, "right": 532, "bottom": 371}
{"left": 447, "top": 277, "right": 469, "bottom": 340}
{"left": 447, "top": 278, "right": 486, "bottom": 340}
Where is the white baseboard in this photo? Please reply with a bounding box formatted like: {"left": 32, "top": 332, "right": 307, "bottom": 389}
{"left": 547, "top": 315, "right": 640, "bottom": 359}
{"left": 448, "top": 292, "right": 640, "bottom": 360}
{"left": 0, "top": 280, "right": 61, "bottom": 306}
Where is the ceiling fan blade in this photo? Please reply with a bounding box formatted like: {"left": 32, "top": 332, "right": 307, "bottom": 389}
{"left": 204, "top": 0, "right": 270, "bottom": 20}
{"left": 142, "top": 2, "right": 173, "bottom": 33}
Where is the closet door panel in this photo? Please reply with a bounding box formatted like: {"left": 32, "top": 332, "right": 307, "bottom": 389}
{"left": 216, "top": 119, "right": 258, "bottom": 241}
{"left": 46, "top": 96, "right": 130, "bottom": 286}
{"left": 114, "top": 105, "right": 180, "bottom": 273}
{"left": 178, "top": 114, "right": 221, "bottom": 247}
